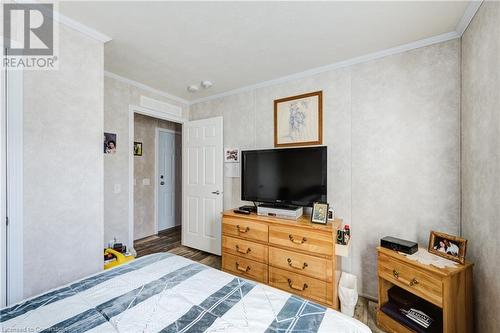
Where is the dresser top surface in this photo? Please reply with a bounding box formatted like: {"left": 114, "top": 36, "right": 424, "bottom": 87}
{"left": 222, "top": 210, "right": 341, "bottom": 231}
{"left": 377, "top": 246, "right": 473, "bottom": 277}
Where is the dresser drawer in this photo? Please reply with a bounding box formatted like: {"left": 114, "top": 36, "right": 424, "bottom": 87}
{"left": 269, "top": 225, "right": 333, "bottom": 256}
{"left": 378, "top": 253, "right": 443, "bottom": 307}
{"left": 222, "top": 217, "right": 268, "bottom": 242}
{"left": 222, "top": 236, "right": 268, "bottom": 264}
{"left": 269, "top": 246, "right": 330, "bottom": 281}
{"left": 269, "top": 267, "right": 327, "bottom": 304}
{"left": 222, "top": 253, "right": 268, "bottom": 284}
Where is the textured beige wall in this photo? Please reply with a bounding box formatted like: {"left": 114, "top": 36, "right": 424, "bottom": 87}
{"left": 189, "top": 40, "right": 461, "bottom": 298}
{"left": 133, "top": 114, "right": 181, "bottom": 240}
{"left": 461, "top": 2, "right": 500, "bottom": 331}
{"left": 23, "top": 25, "right": 104, "bottom": 298}
{"left": 103, "top": 76, "right": 188, "bottom": 247}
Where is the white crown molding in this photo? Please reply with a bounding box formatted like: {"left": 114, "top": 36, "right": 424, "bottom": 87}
{"left": 53, "top": 11, "right": 112, "bottom": 43}
{"left": 190, "top": 31, "right": 460, "bottom": 105}
{"left": 13, "top": 0, "right": 112, "bottom": 43}
{"left": 104, "top": 71, "right": 189, "bottom": 106}
{"left": 455, "top": 0, "right": 483, "bottom": 36}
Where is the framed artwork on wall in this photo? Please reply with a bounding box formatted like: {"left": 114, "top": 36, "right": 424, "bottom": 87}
{"left": 274, "top": 91, "right": 323, "bottom": 147}
{"left": 134, "top": 142, "right": 143, "bottom": 156}
{"left": 104, "top": 132, "right": 117, "bottom": 154}
{"left": 224, "top": 148, "right": 240, "bottom": 163}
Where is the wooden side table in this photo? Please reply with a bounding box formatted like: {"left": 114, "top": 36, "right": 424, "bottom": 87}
{"left": 376, "top": 246, "right": 473, "bottom": 333}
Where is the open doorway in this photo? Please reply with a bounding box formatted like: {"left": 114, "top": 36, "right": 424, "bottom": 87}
{"left": 132, "top": 113, "right": 182, "bottom": 257}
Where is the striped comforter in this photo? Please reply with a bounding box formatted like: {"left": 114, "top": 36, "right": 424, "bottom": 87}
{"left": 1, "top": 253, "right": 371, "bottom": 333}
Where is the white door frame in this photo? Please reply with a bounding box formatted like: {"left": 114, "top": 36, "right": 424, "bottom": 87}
{"left": 0, "top": 47, "right": 6, "bottom": 308}
{"left": 154, "top": 128, "right": 181, "bottom": 235}
{"left": 1, "top": 47, "right": 24, "bottom": 305}
{"left": 128, "top": 105, "right": 185, "bottom": 249}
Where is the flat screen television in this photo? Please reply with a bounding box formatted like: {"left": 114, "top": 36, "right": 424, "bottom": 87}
{"left": 241, "top": 146, "right": 327, "bottom": 207}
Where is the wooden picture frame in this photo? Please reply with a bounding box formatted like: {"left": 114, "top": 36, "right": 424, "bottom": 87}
{"left": 274, "top": 91, "right": 323, "bottom": 147}
{"left": 428, "top": 231, "right": 467, "bottom": 264}
{"left": 311, "top": 202, "right": 329, "bottom": 224}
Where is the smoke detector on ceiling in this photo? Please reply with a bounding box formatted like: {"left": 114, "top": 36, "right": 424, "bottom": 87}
{"left": 201, "top": 80, "right": 213, "bottom": 89}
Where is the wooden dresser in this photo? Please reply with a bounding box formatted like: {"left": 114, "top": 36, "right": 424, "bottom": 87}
{"left": 377, "top": 246, "right": 473, "bottom": 333}
{"left": 221, "top": 210, "right": 342, "bottom": 309}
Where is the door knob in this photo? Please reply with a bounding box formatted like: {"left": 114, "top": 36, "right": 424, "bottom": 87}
{"left": 211, "top": 190, "right": 220, "bottom": 195}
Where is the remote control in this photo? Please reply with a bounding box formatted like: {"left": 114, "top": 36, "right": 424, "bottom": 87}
{"left": 233, "top": 209, "right": 251, "bottom": 215}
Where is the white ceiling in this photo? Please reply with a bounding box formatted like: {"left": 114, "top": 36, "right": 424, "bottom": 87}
{"left": 59, "top": 1, "right": 471, "bottom": 102}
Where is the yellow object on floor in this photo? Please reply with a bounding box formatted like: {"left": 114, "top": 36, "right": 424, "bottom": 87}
{"left": 104, "top": 248, "right": 134, "bottom": 269}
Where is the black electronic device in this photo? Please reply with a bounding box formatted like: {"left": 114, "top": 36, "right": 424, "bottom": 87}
{"left": 239, "top": 205, "right": 257, "bottom": 213}
{"left": 241, "top": 146, "right": 327, "bottom": 207}
{"left": 233, "top": 209, "right": 251, "bottom": 215}
{"left": 380, "top": 236, "right": 418, "bottom": 255}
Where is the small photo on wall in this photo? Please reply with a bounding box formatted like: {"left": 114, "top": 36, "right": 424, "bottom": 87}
{"left": 134, "top": 142, "right": 143, "bottom": 156}
{"left": 104, "top": 133, "right": 117, "bottom": 154}
{"left": 224, "top": 148, "right": 240, "bottom": 163}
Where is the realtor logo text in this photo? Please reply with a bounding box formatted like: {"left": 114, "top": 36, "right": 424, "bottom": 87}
{"left": 3, "top": 3, "right": 58, "bottom": 70}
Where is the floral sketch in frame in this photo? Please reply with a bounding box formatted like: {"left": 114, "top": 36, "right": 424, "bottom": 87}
{"left": 274, "top": 91, "right": 322, "bottom": 147}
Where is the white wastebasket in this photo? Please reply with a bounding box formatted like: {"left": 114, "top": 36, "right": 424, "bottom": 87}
{"left": 338, "top": 272, "right": 358, "bottom": 317}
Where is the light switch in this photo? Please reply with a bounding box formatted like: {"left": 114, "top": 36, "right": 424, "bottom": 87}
{"left": 224, "top": 163, "right": 241, "bottom": 178}
{"left": 113, "top": 184, "right": 121, "bottom": 194}
{"left": 143, "top": 178, "right": 150, "bottom": 186}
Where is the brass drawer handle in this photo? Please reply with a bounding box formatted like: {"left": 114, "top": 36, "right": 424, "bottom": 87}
{"left": 409, "top": 278, "right": 419, "bottom": 287}
{"left": 288, "top": 235, "right": 307, "bottom": 245}
{"left": 235, "top": 245, "right": 251, "bottom": 254}
{"left": 235, "top": 262, "right": 251, "bottom": 273}
{"left": 287, "top": 258, "right": 308, "bottom": 270}
{"left": 236, "top": 225, "right": 250, "bottom": 233}
{"left": 287, "top": 279, "right": 308, "bottom": 291}
{"left": 392, "top": 269, "right": 399, "bottom": 279}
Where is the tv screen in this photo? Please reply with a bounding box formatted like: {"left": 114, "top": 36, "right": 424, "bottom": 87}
{"left": 241, "top": 146, "right": 327, "bottom": 207}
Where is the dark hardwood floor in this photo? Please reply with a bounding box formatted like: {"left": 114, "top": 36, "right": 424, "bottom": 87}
{"left": 134, "top": 226, "right": 221, "bottom": 269}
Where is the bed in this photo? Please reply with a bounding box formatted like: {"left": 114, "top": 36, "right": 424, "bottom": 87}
{"left": 1, "top": 253, "right": 371, "bottom": 333}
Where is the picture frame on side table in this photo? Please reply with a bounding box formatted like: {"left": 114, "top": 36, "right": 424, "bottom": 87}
{"left": 311, "top": 202, "right": 329, "bottom": 224}
{"left": 428, "top": 231, "right": 467, "bottom": 264}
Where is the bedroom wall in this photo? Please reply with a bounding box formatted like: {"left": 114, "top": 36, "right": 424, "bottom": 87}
{"left": 189, "top": 39, "right": 461, "bottom": 298}
{"left": 134, "top": 114, "right": 181, "bottom": 240}
{"left": 104, "top": 76, "right": 188, "bottom": 247}
{"left": 22, "top": 25, "right": 104, "bottom": 298}
{"left": 461, "top": 2, "right": 500, "bottom": 331}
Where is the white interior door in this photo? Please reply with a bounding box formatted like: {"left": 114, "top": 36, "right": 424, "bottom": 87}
{"left": 182, "top": 117, "right": 223, "bottom": 255}
{"left": 157, "top": 130, "right": 178, "bottom": 232}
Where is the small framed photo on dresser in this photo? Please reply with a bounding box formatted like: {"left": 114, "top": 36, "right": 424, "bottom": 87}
{"left": 311, "top": 202, "right": 329, "bottom": 224}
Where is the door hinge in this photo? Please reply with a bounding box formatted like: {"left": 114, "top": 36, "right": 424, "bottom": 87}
{"left": 5, "top": 216, "right": 8, "bottom": 226}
